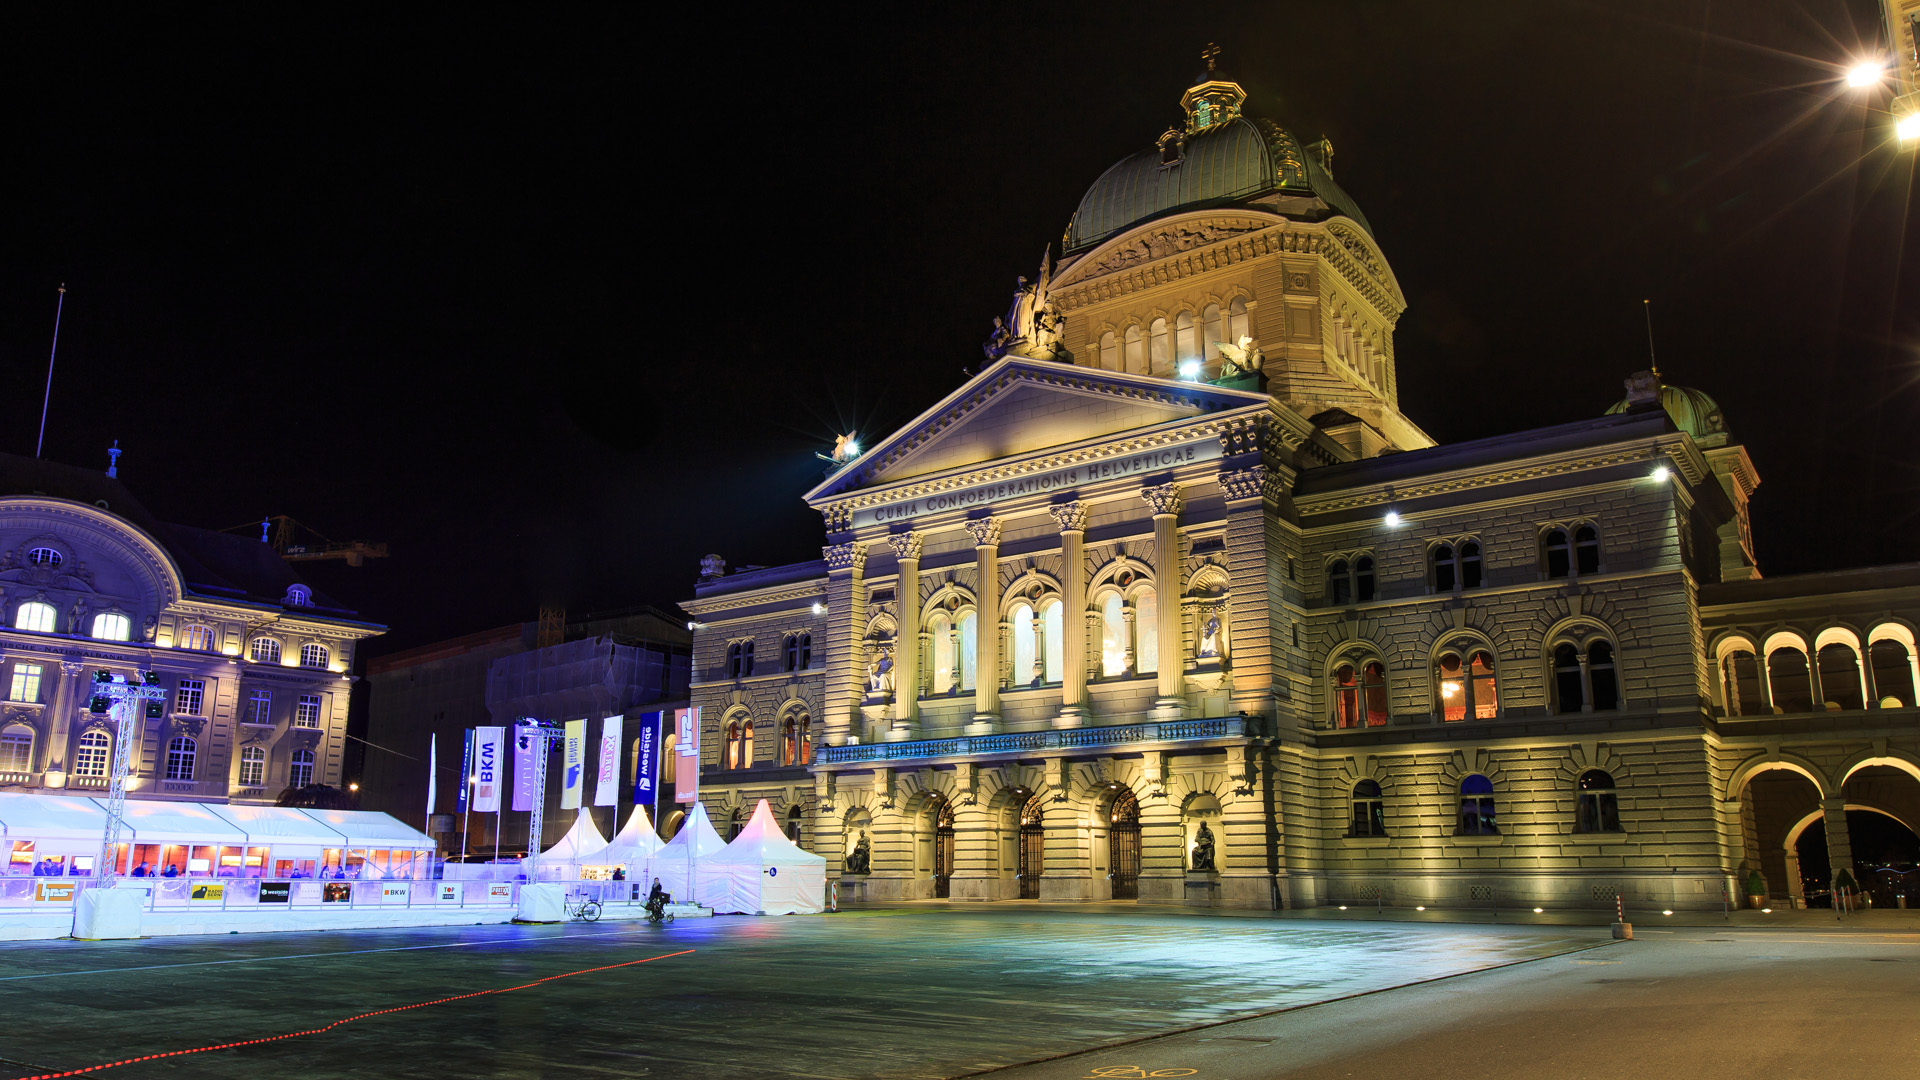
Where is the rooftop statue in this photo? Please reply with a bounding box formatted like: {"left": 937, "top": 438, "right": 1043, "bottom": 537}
{"left": 1216, "top": 335, "right": 1263, "bottom": 377}
{"left": 984, "top": 248, "right": 1065, "bottom": 362}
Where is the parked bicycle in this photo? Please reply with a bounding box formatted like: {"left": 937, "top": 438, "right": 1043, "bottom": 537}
{"left": 565, "top": 891, "right": 602, "bottom": 922}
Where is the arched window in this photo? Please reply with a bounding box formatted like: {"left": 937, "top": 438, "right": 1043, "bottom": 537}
{"left": 1817, "top": 642, "right": 1864, "bottom": 710}
{"left": 238, "top": 746, "right": 266, "bottom": 786}
{"left": 1334, "top": 664, "right": 1360, "bottom": 728}
{"left": 958, "top": 612, "right": 978, "bottom": 690}
{"left": 14, "top": 602, "right": 56, "bottom": 633}
{"left": 26, "top": 546, "right": 62, "bottom": 568}
{"left": 1459, "top": 542, "right": 1482, "bottom": 589}
{"left": 1870, "top": 635, "right": 1916, "bottom": 707}
{"left": 781, "top": 712, "right": 812, "bottom": 766}
{"left": 1349, "top": 779, "right": 1386, "bottom": 837}
{"left": 1148, "top": 318, "right": 1169, "bottom": 373}
{"left": 165, "top": 736, "right": 196, "bottom": 781}
{"left": 1543, "top": 528, "right": 1571, "bottom": 579}
{"left": 1011, "top": 601, "right": 1044, "bottom": 687}
{"left": 1135, "top": 588, "right": 1158, "bottom": 674}
{"left": 0, "top": 726, "right": 34, "bottom": 772}
{"left": 289, "top": 749, "right": 315, "bottom": 789}
{"left": 249, "top": 637, "right": 282, "bottom": 664}
{"left": 1040, "top": 599, "right": 1063, "bottom": 684}
{"left": 1018, "top": 792, "right": 1046, "bottom": 899}
{"left": 726, "top": 641, "right": 754, "bottom": 679}
{"left": 930, "top": 612, "right": 954, "bottom": 693}
{"left": 1457, "top": 774, "right": 1498, "bottom": 835}
{"left": 177, "top": 624, "right": 216, "bottom": 652}
{"left": 1328, "top": 559, "right": 1351, "bottom": 605}
{"left": 1437, "top": 650, "right": 1498, "bottom": 721}
{"left": 1100, "top": 593, "right": 1132, "bottom": 677}
{"left": 74, "top": 731, "right": 110, "bottom": 777}
{"left": 1333, "top": 661, "right": 1389, "bottom": 727}
{"left": 1588, "top": 641, "right": 1619, "bottom": 710}
{"left": 1767, "top": 647, "right": 1812, "bottom": 713}
{"left": 1174, "top": 311, "right": 1198, "bottom": 361}
{"left": 724, "top": 720, "right": 753, "bottom": 770}
{"left": 300, "top": 643, "right": 329, "bottom": 669}
{"left": 726, "top": 809, "right": 744, "bottom": 842}
{"left": 1361, "top": 661, "right": 1388, "bottom": 725}
{"left": 1124, "top": 326, "right": 1145, "bottom": 373}
{"left": 1355, "top": 557, "right": 1375, "bottom": 602}
{"left": 1202, "top": 303, "right": 1223, "bottom": 360}
{"left": 1575, "top": 770, "right": 1622, "bottom": 833}
{"left": 284, "top": 584, "right": 312, "bottom": 607}
{"left": 1099, "top": 331, "right": 1118, "bottom": 370}
{"left": 1553, "top": 644, "right": 1584, "bottom": 714}
{"left": 1431, "top": 544, "right": 1457, "bottom": 592}
{"left": 1574, "top": 525, "right": 1601, "bottom": 575}
{"left": 1227, "top": 296, "right": 1249, "bottom": 343}
{"left": 1553, "top": 639, "right": 1621, "bottom": 713}
{"left": 786, "top": 805, "right": 804, "bottom": 842}
{"left": 1723, "top": 648, "right": 1764, "bottom": 715}
{"left": 784, "top": 633, "right": 811, "bottom": 673}
{"left": 91, "top": 613, "right": 131, "bottom": 641}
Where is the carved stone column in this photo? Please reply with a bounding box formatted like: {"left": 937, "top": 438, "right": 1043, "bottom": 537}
{"left": 888, "top": 532, "right": 924, "bottom": 741}
{"left": 45, "top": 658, "right": 87, "bottom": 782}
{"left": 822, "top": 541, "right": 869, "bottom": 747}
{"left": 1142, "top": 484, "right": 1185, "bottom": 710}
{"left": 1049, "top": 502, "right": 1090, "bottom": 726}
{"left": 1821, "top": 796, "right": 1855, "bottom": 886}
{"left": 966, "top": 518, "right": 1003, "bottom": 733}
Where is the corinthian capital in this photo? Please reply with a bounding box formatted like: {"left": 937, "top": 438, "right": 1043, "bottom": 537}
{"left": 1047, "top": 502, "right": 1089, "bottom": 533}
{"left": 1141, "top": 483, "right": 1183, "bottom": 518}
{"left": 822, "top": 541, "right": 868, "bottom": 573}
{"left": 887, "top": 532, "right": 924, "bottom": 562}
{"left": 964, "top": 517, "right": 1003, "bottom": 548}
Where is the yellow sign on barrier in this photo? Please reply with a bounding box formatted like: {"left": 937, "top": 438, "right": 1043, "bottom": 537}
{"left": 34, "top": 882, "right": 76, "bottom": 902}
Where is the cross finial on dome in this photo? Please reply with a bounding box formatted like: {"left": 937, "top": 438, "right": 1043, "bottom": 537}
{"left": 1202, "top": 43, "right": 1220, "bottom": 72}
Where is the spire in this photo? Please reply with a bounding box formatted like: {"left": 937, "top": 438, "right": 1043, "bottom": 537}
{"left": 1180, "top": 43, "right": 1245, "bottom": 134}
{"left": 105, "top": 440, "right": 121, "bottom": 478}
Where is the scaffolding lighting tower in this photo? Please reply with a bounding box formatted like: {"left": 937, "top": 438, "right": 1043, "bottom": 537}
{"left": 515, "top": 717, "right": 563, "bottom": 881}
{"left": 91, "top": 671, "right": 169, "bottom": 886}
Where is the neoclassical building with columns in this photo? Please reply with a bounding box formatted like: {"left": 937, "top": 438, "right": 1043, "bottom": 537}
{"left": 679, "top": 58, "right": 1920, "bottom": 911}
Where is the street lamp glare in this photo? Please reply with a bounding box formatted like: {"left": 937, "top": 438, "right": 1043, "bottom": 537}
{"left": 1897, "top": 112, "right": 1920, "bottom": 143}
{"left": 1845, "top": 60, "right": 1882, "bottom": 89}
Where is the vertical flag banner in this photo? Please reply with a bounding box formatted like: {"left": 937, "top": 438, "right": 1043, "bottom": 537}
{"left": 512, "top": 730, "right": 537, "bottom": 812}
{"left": 594, "top": 715, "right": 622, "bottom": 807}
{"left": 632, "top": 712, "right": 662, "bottom": 810}
{"left": 456, "top": 728, "right": 476, "bottom": 814}
{"left": 560, "top": 718, "right": 587, "bottom": 810}
{"left": 472, "top": 726, "right": 503, "bottom": 813}
{"left": 425, "top": 733, "right": 438, "bottom": 821}
{"left": 674, "top": 706, "right": 700, "bottom": 804}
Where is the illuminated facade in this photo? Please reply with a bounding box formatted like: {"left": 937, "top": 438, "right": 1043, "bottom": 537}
{"left": 682, "top": 60, "right": 1920, "bottom": 910}
{"left": 0, "top": 453, "right": 381, "bottom": 805}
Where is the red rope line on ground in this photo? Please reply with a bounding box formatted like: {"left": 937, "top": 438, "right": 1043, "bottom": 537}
{"left": 13, "top": 948, "right": 696, "bottom": 1080}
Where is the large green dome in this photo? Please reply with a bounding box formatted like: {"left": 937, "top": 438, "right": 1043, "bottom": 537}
{"left": 1605, "top": 383, "right": 1728, "bottom": 442}
{"left": 1064, "top": 86, "right": 1371, "bottom": 253}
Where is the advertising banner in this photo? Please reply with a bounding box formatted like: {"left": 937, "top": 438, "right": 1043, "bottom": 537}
{"left": 435, "top": 882, "right": 462, "bottom": 903}
{"left": 381, "top": 882, "right": 410, "bottom": 904}
{"left": 322, "top": 882, "right": 352, "bottom": 903}
{"left": 594, "top": 715, "right": 621, "bottom": 807}
{"left": 472, "top": 726, "right": 504, "bottom": 813}
{"left": 456, "top": 727, "right": 476, "bottom": 814}
{"left": 512, "top": 730, "right": 538, "bottom": 812}
{"left": 632, "top": 712, "right": 661, "bottom": 810}
{"left": 487, "top": 883, "right": 514, "bottom": 901}
{"left": 190, "top": 882, "right": 225, "bottom": 903}
{"left": 560, "top": 719, "right": 587, "bottom": 810}
{"left": 258, "top": 881, "right": 291, "bottom": 904}
{"left": 674, "top": 706, "right": 700, "bottom": 804}
{"left": 33, "top": 882, "right": 76, "bottom": 902}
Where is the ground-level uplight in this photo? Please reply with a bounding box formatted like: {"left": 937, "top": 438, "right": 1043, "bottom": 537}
{"left": 1415, "top": 905, "right": 1426, "bottom": 911}
{"left": 1534, "top": 907, "right": 1544, "bottom": 913}
{"left": 1899, "top": 111, "right": 1920, "bottom": 143}
{"left": 1762, "top": 907, "right": 1773, "bottom": 913}
{"left": 1663, "top": 909, "right": 1674, "bottom": 916}
{"left": 1847, "top": 60, "right": 1884, "bottom": 88}
{"left": 1338, "top": 905, "right": 1348, "bottom": 910}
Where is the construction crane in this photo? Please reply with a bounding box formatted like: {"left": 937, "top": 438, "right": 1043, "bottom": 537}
{"left": 228, "top": 516, "right": 390, "bottom": 567}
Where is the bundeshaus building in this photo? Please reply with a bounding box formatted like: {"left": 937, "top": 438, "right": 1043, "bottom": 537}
{"left": 679, "top": 57, "right": 1920, "bottom": 911}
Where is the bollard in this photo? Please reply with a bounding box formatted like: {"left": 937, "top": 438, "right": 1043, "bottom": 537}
{"left": 1611, "top": 891, "right": 1632, "bottom": 939}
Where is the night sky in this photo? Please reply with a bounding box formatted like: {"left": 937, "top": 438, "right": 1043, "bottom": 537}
{"left": 1, "top": 2, "right": 1914, "bottom": 659}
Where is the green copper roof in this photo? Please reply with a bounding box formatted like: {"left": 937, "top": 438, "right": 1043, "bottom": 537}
{"left": 1065, "top": 117, "right": 1372, "bottom": 252}
{"left": 1604, "top": 384, "right": 1728, "bottom": 442}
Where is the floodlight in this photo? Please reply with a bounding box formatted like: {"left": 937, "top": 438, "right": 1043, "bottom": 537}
{"left": 1177, "top": 359, "right": 1202, "bottom": 380}
{"left": 1898, "top": 112, "right": 1920, "bottom": 143}
{"left": 1383, "top": 510, "right": 1402, "bottom": 527}
{"left": 1650, "top": 465, "right": 1671, "bottom": 483}
{"left": 1846, "top": 61, "right": 1882, "bottom": 88}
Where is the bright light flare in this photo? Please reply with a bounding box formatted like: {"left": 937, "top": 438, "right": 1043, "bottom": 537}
{"left": 1383, "top": 510, "right": 1402, "bottom": 527}
{"left": 1846, "top": 61, "right": 1883, "bottom": 89}
{"left": 1898, "top": 113, "right": 1920, "bottom": 143}
{"left": 1650, "top": 465, "right": 1671, "bottom": 483}
{"left": 1177, "top": 359, "right": 1203, "bottom": 381}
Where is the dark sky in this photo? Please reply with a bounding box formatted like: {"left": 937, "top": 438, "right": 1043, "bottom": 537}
{"left": 1, "top": 2, "right": 1914, "bottom": 659}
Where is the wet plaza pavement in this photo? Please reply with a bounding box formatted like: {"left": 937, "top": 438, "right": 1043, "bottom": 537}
{"left": 0, "top": 907, "right": 1603, "bottom": 1079}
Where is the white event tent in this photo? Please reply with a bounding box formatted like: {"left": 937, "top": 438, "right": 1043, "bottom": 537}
{"left": 652, "top": 801, "right": 726, "bottom": 905}
{"left": 704, "top": 800, "right": 826, "bottom": 914}
{"left": 598, "top": 805, "right": 664, "bottom": 874}
{"left": 536, "top": 808, "right": 611, "bottom": 875}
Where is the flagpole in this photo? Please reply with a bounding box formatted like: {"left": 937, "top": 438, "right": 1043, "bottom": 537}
{"left": 36, "top": 284, "right": 66, "bottom": 459}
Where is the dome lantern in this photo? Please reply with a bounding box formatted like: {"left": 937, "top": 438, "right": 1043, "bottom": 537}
{"left": 1180, "top": 44, "right": 1245, "bottom": 134}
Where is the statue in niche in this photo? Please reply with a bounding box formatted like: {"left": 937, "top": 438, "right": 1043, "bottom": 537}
{"left": 1216, "top": 336, "right": 1264, "bottom": 376}
{"left": 69, "top": 597, "right": 89, "bottom": 630}
{"left": 983, "top": 248, "right": 1064, "bottom": 361}
{"left": 846, "top": 831, "right": 872, "bottom": 875}
{"left": 868, "top": 650, "right": 895, "bottom": 694}
{"left": 1190, "top": 822, "right": 1217, "bottom": 871}
{"left": 142, "top": 615, "right": 157, "bottom": 642}
{"left": 1198, "top": 614, "right": 1221, "bottom": 659}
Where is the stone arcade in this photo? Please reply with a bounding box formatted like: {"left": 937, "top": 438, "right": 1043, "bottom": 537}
{"left": 677, "top": 57, "right": 1920, "bottom": 911}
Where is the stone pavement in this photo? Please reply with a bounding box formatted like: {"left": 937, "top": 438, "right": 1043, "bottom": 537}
{"left": 0, "top": 907, "right": 1598, "bottom": 1079}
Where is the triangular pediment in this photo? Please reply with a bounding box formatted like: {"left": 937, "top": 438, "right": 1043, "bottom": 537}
{"left": 807, "top": 356, "right": 1267, "bottom": 502}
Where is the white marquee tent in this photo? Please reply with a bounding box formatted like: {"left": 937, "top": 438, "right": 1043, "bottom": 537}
{"left": 538, "top": 808, "right": 610, "bottom": 871}
{"left": 652, "top": 801, "right": 726, "bottom": 904}
{"left": 704, "top": 800, "right": 826, "bottom": 915}
{"left": 598, "top": 805, "right": 664, "bottom": 873}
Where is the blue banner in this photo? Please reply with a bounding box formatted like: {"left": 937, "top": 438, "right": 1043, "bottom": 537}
{"left": 632, "top": 711, "right": 662, "bottom": 810}
{"left": 455, "top": 728, "right": 475, "bottom": 814}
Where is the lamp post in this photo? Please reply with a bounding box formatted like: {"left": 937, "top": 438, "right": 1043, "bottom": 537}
{"left": 89, "top": 670, "right": 169, "bottom": 886}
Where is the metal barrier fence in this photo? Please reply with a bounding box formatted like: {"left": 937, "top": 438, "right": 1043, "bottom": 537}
{"left": 1, "top": 876, "right": 664, "bottom": 915}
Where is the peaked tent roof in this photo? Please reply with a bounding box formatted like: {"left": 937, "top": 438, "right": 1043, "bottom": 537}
{"left": 540, "top": 808, "right": 611, "bottom": 862}
{"left": 708, "top": 800, "right": 827, "bottom": 868}
{"left": 601, "top": 804, "right": 664, "bottom": 860}
{"left": 657, "top": 801, "right": 727, "bottom": 860}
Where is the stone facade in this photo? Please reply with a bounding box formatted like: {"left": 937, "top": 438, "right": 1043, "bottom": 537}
{"left": 677, "top": 65, "right": 1920, "bottom": 912}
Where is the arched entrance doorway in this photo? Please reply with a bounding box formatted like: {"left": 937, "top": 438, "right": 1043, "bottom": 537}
{"left": 1018, "top": 792, "right": 1046, "bottom": 899}
{"left": 1108, "top": 789, "right": 1140, "bottom": 900}
{"left": 1793, "top": 808, "right": 1920, "bottom": 907}
{"left": 933, "top": 800, "right": 956, "bottom": 898}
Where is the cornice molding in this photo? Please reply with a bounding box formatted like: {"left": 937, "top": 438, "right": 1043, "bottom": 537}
{"left": 1297, "top": 437, "right": 1707, "bottom": 517}
{"left": 683, "top": 581, "right": 829, "bottom": 618}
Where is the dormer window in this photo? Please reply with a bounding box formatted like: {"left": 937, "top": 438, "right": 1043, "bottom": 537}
{"left": 26, "top": 547, "right": 62, "bottom": 569}
{"left": 285, "top": 585, "right": 312, "bottom": 608}
{"left": 90, "top": 613, "right": 131, "bottom": 642}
